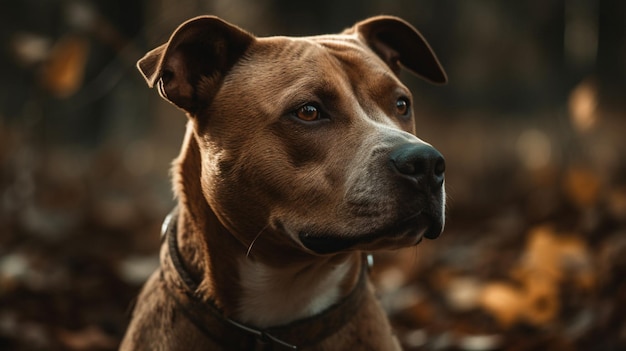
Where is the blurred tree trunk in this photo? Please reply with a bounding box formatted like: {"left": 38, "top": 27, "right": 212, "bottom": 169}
{"left": 597, "top": 0, "right": 626, "bottom": 103}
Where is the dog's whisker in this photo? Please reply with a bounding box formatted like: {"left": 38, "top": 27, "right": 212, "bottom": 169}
{"left": 246, "top": 224, "right": 269, "bottom": 258}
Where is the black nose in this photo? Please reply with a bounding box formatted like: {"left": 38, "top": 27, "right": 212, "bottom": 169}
{"left": 389, "top": 143, "right": 445, "bottom": 188}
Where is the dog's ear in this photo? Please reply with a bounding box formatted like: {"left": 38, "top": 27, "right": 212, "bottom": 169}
{"left": 351, "top": 16, "right": 447, "bottom": 84}
{"left": 137, "top": 16, "right": 254, "bottom": 113}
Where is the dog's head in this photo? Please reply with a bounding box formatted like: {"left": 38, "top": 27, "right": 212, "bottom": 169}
{"left": 138, "top": 16, "right": 447, "bottom": 257}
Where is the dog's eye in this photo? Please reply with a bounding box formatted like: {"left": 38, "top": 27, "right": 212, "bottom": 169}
{"left": 295, "top": 104, "right": 320, "bottom": 121}
{"left": 396, "top": 98, "right": 410, "bottom": 116}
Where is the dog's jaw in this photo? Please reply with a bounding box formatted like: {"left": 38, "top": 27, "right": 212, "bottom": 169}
{"left": 236, "top": 253, "right": 359, "bottom": 327}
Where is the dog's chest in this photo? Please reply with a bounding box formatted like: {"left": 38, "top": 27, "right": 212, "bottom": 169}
{"left": 236, "top": 259, "right": 353, "bottom": 327}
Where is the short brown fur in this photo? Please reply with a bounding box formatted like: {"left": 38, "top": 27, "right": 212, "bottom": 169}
{"left": 121, "top": 15, "right": 446, "bottom": 350}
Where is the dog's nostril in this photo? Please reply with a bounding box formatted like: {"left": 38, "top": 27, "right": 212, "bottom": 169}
{"left": 389, "top": 143, "right": 445, "bottom": 187}
{"left": 395, "top": 159, "right": 417, "bottom": 175}
{"left": 434, "top": 155, "right": 445, "bottom": 177}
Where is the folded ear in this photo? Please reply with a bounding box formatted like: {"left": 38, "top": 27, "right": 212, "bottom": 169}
{"left": 350, "top": 16, "right": 447, "bottom": 84}
{"left": 137, "top": 16, "right": 254, "bottom": 114}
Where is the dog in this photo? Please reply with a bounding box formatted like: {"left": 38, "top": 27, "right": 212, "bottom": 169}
{"left": 120, "top": 14, "right": 446, "bottom": 350}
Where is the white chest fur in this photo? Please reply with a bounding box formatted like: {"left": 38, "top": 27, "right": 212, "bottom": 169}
{"left": 236, "top": 258, "right": 354, "bottom": 328}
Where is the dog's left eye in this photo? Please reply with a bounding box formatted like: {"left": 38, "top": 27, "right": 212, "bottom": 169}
{"left": 295, "top": 104, "right": 321, "bottom": 121}
{"left": 396, "top": 98, "right": 410, "bottom": 116}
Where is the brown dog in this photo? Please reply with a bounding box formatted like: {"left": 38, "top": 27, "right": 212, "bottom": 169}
{"left": 120, "top": 15, "right": 446, "bottom": 350}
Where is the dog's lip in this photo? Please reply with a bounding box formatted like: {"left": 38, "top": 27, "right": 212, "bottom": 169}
{"left": 298, "top": 213, "right": 441, "bottom": 255}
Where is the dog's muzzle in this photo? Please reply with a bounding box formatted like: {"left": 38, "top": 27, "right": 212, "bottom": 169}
{"left": 298, "top": 141, "right": 445, "bottom": 254}
{"left": 389, "top": 142, "right": 445, "bottom": 240}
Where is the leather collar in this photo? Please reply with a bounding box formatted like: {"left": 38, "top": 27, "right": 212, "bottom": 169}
{"left": 159, "top": 208, "right": 369, "bottom": 350}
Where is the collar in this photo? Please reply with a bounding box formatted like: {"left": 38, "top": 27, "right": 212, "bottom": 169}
{"left": 159, "top": 208, "right": 369, "bottom": 350}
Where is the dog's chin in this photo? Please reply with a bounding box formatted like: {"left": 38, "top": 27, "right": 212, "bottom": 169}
{"left": 297, "top": 213, "right": 443, "bottom": 255}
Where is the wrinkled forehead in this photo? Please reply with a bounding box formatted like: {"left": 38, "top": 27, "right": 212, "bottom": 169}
{"left": 222, "top": 33, "right": 402, "bottom": 109}
{"left": 309, "top": 34, "right": 400, "bottom": 81}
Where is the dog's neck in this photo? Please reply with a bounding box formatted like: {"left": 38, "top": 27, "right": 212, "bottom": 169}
{"left": 172, "top": 125, "right": 363, "bottom": 327}
{"left": 236, "top": 248, "right": 361, "bottom": 327}
{"left": 175, "top": 206, "right": 363, "bottom": 327}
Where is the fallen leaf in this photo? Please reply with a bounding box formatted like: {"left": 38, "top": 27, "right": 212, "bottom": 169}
{"left": 479, "top": 282, "right": 526, "bottom": 328}
{"left": 563, "top": 166, "right": 601, "bottom": 209}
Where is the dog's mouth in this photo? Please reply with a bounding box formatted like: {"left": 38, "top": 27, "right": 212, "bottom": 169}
{"left": 297, "top": 213, "right": 442, "bottom": 255}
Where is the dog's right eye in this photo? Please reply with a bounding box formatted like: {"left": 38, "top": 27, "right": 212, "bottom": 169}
{"left": 395, "top": 97, "right": 410, "bottom": 116}
{"left": 295, "top": 104, "right": 321, "bottom": 122}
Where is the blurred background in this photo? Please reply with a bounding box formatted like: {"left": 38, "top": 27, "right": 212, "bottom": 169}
{"left": 1, "top": 0, "right": 625, "bottom": 350}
